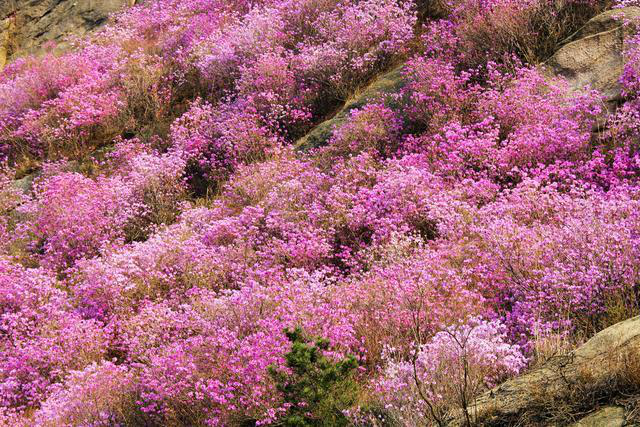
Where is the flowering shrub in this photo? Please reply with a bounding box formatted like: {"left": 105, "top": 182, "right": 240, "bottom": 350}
{"left": 325, "top": 103, "right": 402, "bottom": 158}
{"left": 0, "top": 259, "right": 107, "bottom": 414}
{"left": 402, "top": 65, "right": 602, "bottom": 185}
{"left": 473, "top": 181, "right": 640, "bottom": 343}
{"left": 0, "top": 47, "right": 125, "bottom": 161}
{"left": 295, "top": 0, "right": 416, "bottom": 94}
{"left": 605, "top": 25, "right": 640, "bottom": 186}
{"left": 477, "top": 68, "right": 602, "bottom": 176}
{"left": 399, "top": 56, "right": 475, "bottom": 132}
{"left": 171, "top": 99, "right": 282, "bottom": 184}
{"left": 110, "top": 270, "right": 362, "bottom": 426}
{"left": 335, "top": 243, "right": 488, "bottom": 366}
{"left": 116, "top": 148, "right": 188, "bottom": 241}
{"left": 378, "top": 318, "right": 526, "bottom": 425}
{"left": 31, "top": 362, "right": 139, "bottom": 427}
{"left": 23, "top": 143, "right": 186, "bottom": 271}
{"left": 29, "top": 172, "right": 136, "bottom": 270}
{"left": 1, "top": 0, "right": 639, "bottom": 424}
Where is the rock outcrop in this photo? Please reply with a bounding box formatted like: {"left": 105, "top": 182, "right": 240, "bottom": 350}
{"left": 544, "top": 6, "right": 640, "bottom": 108}
{"left": 462, "top": 316, "right": 640, "bottom": 425}
{"left": 0, "top": 0, "right": 137, "bottom": 68}
{"left": 295, "top": 64, "right": 406, "bottom": 151}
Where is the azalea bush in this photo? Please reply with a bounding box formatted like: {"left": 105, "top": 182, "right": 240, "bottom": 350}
{"left": 377, "top": 318, "right": 526, "bottom": 425}
{"left": 2, "top": 0, "right": 640, "bottom": 424}
{"left": 0, "top": 259, "right": 107, "bottom": 414}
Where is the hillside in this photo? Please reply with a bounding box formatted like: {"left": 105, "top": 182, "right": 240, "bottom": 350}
{"left": 1, "top": 0, "right": 640, "bottom": 425}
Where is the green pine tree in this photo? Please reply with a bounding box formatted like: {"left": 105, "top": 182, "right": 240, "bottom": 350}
{"left": 269, "top": 327, "right": 359, "bottom": 427}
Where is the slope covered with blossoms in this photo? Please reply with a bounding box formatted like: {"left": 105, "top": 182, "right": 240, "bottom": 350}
{"left": 1, "top": 0, "right": 640, "bottom": 425}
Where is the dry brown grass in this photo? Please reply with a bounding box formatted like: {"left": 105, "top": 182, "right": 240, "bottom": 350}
{"left": 456, "top": 0, "right": 612, "bottom": 69}
{"left": 505, "top": 347, "right": 640, "bottom": 426}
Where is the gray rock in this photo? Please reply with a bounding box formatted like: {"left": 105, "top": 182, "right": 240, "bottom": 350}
{"left": 0, "top": 0, "right": 137, "bottom": 68}
{"left": 573, "top": 8, "right": 640, "bottom": 40}
{"left": 571, "top": 406, "right": 626, "bottom": 427}
{"left": 544, "top": 7, "right": 640, "bottom": 108}
{"left": 12, "top": 173, "right": 35, "bottom": 193}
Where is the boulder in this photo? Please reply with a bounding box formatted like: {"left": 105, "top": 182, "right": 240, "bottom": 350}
{"left": 12, "top": 173, "right": 36, "bottom": 194}
{"left": 0, "top": 0, "right": 137, "bottom": 68}
{"left": 544, "top": 7, "right": 640, "bottom": 108}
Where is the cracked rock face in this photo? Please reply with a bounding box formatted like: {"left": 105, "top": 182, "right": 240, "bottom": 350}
{"left": 0, "top": 0, "right": 137, "bottom": 68}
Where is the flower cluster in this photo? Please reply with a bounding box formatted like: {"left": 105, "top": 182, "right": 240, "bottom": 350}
{"left": 3, "top": 0, "right": 640, "bottom": 424}
{"left": 0, "top": 259, "right": 107, "bottom": 414}
{"left": 377, "top": 318, "right": 526, "bottom": 424}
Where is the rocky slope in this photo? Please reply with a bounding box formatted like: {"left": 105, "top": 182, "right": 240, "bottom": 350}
{"left": 457, "top": 316, "right": 640, "bottom": 426}
{"left": 0, "top": 0, "right": 136, "bottom": 68}
{"left": 298, "top": 6, "right": 640, "bottom": 152}
{"left": 296, "top": 8, "right": 640, "bottom": 424}
{"left": 0, "top": 0, "right": 640, "bottom": 426}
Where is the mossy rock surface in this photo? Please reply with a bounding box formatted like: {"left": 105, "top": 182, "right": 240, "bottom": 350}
{"left": 12, "top": 172, "right": 36, "bottom": 194}
{"left": 295, "top": 64, "right": 406, "bottom": 151}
